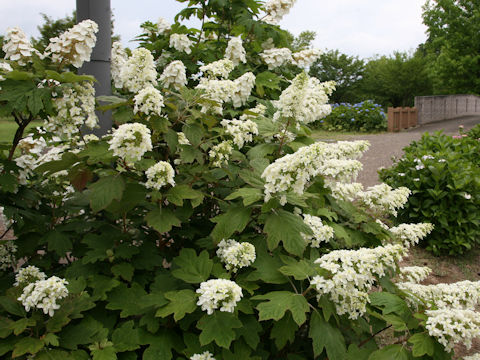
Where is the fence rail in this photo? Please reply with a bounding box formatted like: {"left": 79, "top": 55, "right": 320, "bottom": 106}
{"left": 387, "top": 107, "right": 418, "bottom": 132}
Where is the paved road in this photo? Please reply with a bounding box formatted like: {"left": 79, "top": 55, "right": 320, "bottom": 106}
{"left": 348, "top": 116, "right": 480, "bottom": 187}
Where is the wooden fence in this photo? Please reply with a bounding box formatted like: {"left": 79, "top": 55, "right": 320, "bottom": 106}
{"left": 387, "top": 107, "right": 418, "bottom": 132}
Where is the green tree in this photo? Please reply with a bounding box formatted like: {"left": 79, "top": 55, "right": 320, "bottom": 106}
{"left": 422, "top": 0, "right": 480, "bottom": 94}
{"left": 360, "top": 51, "right": 432, "bottom": 107}
{"left": 309, "top": 49, "right": 365, "bottom": 104}
{"left": 289, "top": 30, "right": 316, "bottom": 51}
{"left": 31, "top": 12, "right": 76, "bottom": 52}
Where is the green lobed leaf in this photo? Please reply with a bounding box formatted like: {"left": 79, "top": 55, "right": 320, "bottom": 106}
{"left": 88, "top": 176, "right": 125, "bottom": 213}
{"left": 367, "top": 344, "right": 409, "bottom": 360}
{"left": 166, "top": 185, "right": 204, "bottom": 208}
{"left": 225, "top": 187, "right": 263, "bottom": 206}
{"left": 145, "top": 208, "right": 181, "bottom": 233}
{"left": 408, "top": 333, "right": 434, "bottom": 357}
{"left": 210, "top": 206, "right": 252, "bottom": 242}
{"left": 270, "top": 312, "right": 298, "bottom": 350}
{"left": 252, "top": 291, "right": 310, "bottom": 326}
{"left": 59, "top": 317, "right": 106, "bottom": 350}
{"left": 264, "top": 210, "right": 312, "bottom": 256}
{"left": 12, "top": 337, "right": 44, "bottom": 357}
{"left": 112, "top": 321, "right": 141, "bottom": 352}
{"left": 369, "top": 292, "right": 411, "bottom": 319}
{"left": 308, "top": 312, "right": 347, "bottom": 360}
{"left": 106, "top": 283, "right": 148, "bottom": 318}
{"left": 171, "top": 248, "right": 213, "bottom": 283}
{"left": 111, "top": 263, "right": 135, "bottom": 282}
{"left": 197, "top": 312, "right": 242, "bottom": 348}
{"left": 278, "top": 259, "right": 316, "bottom": 280}
{"left": 155, "top": 289, "right": 197, "bottom": 321}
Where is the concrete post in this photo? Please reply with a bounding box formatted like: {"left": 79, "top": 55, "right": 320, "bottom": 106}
{"left": 77, "top": 0, "right": 112, "bottom": 136}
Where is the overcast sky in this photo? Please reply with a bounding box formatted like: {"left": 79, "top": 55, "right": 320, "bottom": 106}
{"left": 1, "top": 0, "right": 428, "bottom": 59}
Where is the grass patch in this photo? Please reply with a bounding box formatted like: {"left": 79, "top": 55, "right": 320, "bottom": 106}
{"left": 310, "top": 129, "right": 386, "bottom": 141}
{"left": 0, "top": 119, "right": 42, "bottom": 144}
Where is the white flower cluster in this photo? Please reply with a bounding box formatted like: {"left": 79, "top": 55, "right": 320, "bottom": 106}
{"left": 108, "top": 123, "right": 153, "bottom": 163}
{"left": 111, "top": 41, "right": 128, "bottom": 89}
{"left": 425, "top": 308, "right": 480, "bottom": 352}
{"left": 292, "top": 48, "right": 321, "bottom": 68}
{"left": 216, "top": 239, "right": 256, "bottom": 272}
{"left": 190, "top": 351, "right": 216, "bottom": 360}
{"left": 120, "top": 48, "right": 158, "bottom": 93}
{"left": 231, "top": 72, "right": 256, "bottom": 107}
{"left": 18, "top": 275, "right": 69, "bottom": 316}
{"left": 45, "top": 20, "right": 98, "bottom": 68}
{"left": 263, "top": 0, "right": 297, "bottom": 24}
{"left": 397, "top": 280, "right": 480, "bottom": 310}
{"left": 0, "top": 206, "right": 12, "bottom": 228}
{"left": 200, "top": 59, "right": 234, "bottom": 79}
{"left": 177, "top": 132, "right": 190, "bottom": 145}
{"left": 14, "top": 265, "right": 47, "bottom": 287}
{"left": 196, "top": 78, "right": 237, "bottom": 114}
{"left": 209, "top": 141, "right": 233, "bottom": 167}
{"left": 273, "top": 72, "right": 334, "bottom": 125}
{"left": 325, "top": 182, "right": 364, "bottom": 202}
{"left": 225, "top": 36, "right": 246, "bottom": 65}
{"left": 464, "top": 354, "right": 480, "bottom": 360}
{"left": 388, "top": 223, "right": 434, "bottom": 248}
{"left": 0, "top": 61, "right": 13, "bottom": 86}
{"left": 156, "top": 17, "right": 171, "bottom": 35}
{"left": 221, "top": 118, "right": 258, "bottom": 148}
{"left": 133, "top": 86, "right": 164, "bottom": 116}
{"left": 169, "top": 33, "right": 193, "bottom": 54}
{"left": 144, "top": 161, "right": 175, "bottom": 190}
{"left": 2, "top": 27, "right": 39, "bottom": 65}
{"left": 46, "top": 81, "right": 98, "bottom": 138}
{"left": 302, "top": 214, "right": 334, "bottom": 248}
{"left": 261, "top": 140, "right": 369, "bottom": 201}
{"left": 398, "top": 266, "right": 432, "bottom": 283}
{"left": 160, "top": 60, "right": 188, "bottom": 90}
{"left": 0, "top": 240, "right": 17, "bottom": 271}
{"left": 358, "top": 184, "right": 411, "bottom": 217}
{"left": 260, "top": 48, "right": 292, "bottom": 69}
{"left": 311, "top": 244, "right": 407, "bottom": 319}
{"left": 196, "top": 279, "right": 243, "bottom": 314}
{"left": 320, "top": 159, "right": 363, "bottom": 183}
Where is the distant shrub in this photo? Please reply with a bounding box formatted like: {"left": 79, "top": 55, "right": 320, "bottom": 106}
{"left": 379, "top": 132, "right": 480, "bottom": 255}
{"left": 317, "top": 100, "right": 387, "bottom": 132}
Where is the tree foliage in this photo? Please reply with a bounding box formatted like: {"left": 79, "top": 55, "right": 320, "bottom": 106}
{"left": 309, "top": 49, "right": 365, "bottom": 104}
{"left": 360, "top": 51, "right": 432, "bottom": 107}
{"left": 422, "top": 0, "right": 480, "bottom": 94}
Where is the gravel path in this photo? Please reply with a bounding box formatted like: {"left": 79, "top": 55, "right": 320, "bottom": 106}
{"left": 347, "top": 116, "right": 480, "bottom": 187}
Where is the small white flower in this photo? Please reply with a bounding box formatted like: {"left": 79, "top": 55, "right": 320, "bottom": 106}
{"left": 45, "top": 20, "right": 98, "bottom": 68}
{"left": 209, "top": 141, "right": 233, "bottom": 167}
{"left": 108, "top": 123, "right": 153, "bottom": 163}
{"left": 169, "top": 33, "right": 193, "bottom": 54}
{"left": 18, "top": 275, "right": 69, "bottom": 317}
{"left": 217, "top": 239, "right": 256, "bottom": 272}
{"left": 196, "top": 279, "right": 243, "bottom": 314}
{"left": 160, "top": 60, "right": 188, "bottom": 90}
{"left": 225, "top": 36, "right": 246, "bottom": 65}
{"left": 119, "top": 48, "right": 157, "bottom": 93}
{"left": 144, "top": 161, "right": 175, "bottom": 190}
{"left": 133, "top": 86, "right": 164, "bottom": 116}
{"left": 190, "top": 351, "right": 216, "bottom": 360}
{"left": 464, "top": 193, "right": 472, "bottom": 200}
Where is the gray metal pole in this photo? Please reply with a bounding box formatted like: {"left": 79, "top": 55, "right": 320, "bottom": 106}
{"left": 77, "top": 0, "right": 112, "bottom": 136}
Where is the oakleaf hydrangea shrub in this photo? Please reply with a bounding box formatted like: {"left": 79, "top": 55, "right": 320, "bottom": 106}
{"left": 1, "top": 1, "right": 479, "bottom": 359}
{"left": 380, "top": 132, "right": 480, "bottom": 255}
{"left": 316, "top": 100, "right": 387, "bottom": 132}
